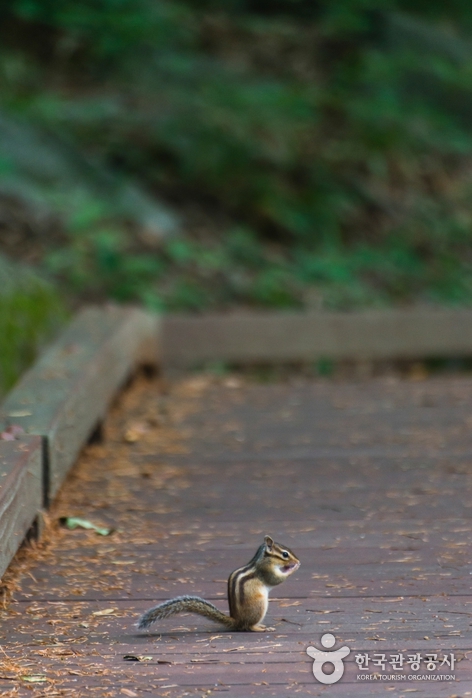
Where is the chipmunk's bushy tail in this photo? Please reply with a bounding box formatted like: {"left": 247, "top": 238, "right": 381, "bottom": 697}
{"left": 138, "top": 595, "right": 235, "bottom": 629}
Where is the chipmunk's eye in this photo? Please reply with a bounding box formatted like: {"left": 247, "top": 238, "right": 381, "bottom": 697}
{"left": 282, "top": 551, "right": 289, "bottom": 559}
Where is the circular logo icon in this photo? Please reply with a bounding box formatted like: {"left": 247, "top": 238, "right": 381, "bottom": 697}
{"left": 306, "top": 633, "right": 351, "bottom": 685}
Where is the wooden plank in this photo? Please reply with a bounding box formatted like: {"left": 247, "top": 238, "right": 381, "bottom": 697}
{"left": 0, "top": 305, "right": 158, "bottom": 501}
{"left": 6, "top": 576, "right": 469, "bottom": 604}
{"left": 0, "top": 435, "right": 42, "bottom": 578}
{"left": 0, "top": 680, "right": 461, "bottom": 698}
{"left": 8, "top": 595, "right": 472, "bottom": 640}
{"left": 0, "top": 653, "right": 464, "bottom": 687}
{"left": 162, "top": 308, "right": 472, "bottom": 365}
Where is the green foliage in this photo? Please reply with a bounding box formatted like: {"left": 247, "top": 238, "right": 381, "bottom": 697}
{"left": 2, "top": 0, "right": 472, "bottom": 310}
{"left": 6, "top": 0, "right": 191, "bottom": 64}
{"left": 0, "top": 257, "right": 67, "bottom": 396}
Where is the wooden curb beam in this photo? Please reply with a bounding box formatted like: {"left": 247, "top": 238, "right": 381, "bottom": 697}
{"left": 0, "top": 306, "right": 159, "bottom": 578}
{"left": 1, "top": 305, "right": 158, "bottom": 503}
{"left": 162, "top": 308, "right": 472, "bottom": 366}
{"left": 0, "top": 436, "right": 42, "bottom": 579}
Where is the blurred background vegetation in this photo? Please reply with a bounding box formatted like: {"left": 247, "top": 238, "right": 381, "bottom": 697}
{"left": 2, "top": 0, "right": 472, "bottom": 391}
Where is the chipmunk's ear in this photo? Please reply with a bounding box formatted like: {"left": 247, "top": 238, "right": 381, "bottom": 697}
{"left": 264, "top": 535, "right": 274, "bottom": 550}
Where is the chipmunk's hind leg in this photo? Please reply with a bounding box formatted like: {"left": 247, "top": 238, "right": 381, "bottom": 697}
{"left": 249, "top": 623, "right": 275, "bottom": 632}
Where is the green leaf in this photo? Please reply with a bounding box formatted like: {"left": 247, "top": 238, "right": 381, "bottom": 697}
{"left": 60, "top": 517, "right": 113, "bottom": 536}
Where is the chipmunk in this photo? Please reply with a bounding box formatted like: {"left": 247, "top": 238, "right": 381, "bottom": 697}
{"left": 138, "top": 535, "right": 300, "bottom": 632}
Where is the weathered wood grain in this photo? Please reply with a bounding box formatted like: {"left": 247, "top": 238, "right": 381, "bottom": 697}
{"left": 162, "top": 308, "right": 472, "bottom": 365}
{"left": 0, "top": 305, "right": 158, "bottom": 501}
{"left": 0, "top": 436, "right": 42, "bottom": 578}
{"left": 3, "top": 371, "right": 472, "bottom": 696}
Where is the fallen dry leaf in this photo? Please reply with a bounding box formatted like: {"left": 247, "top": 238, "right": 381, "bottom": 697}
{"left": 92, "top": 608, "right": 117, "bottom": 616}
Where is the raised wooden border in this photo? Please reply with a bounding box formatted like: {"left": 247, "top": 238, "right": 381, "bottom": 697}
{"left": 0, "top": 435, "right": 42, "bottom": 579}
{"left": 162, "top": 308, "right": 472, "bottom": 366}
{"left": 0, "top": 305, "right": 159, "bottom": 504}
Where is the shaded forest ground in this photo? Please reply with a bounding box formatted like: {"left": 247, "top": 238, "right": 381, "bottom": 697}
{"left": 3, "top": 1, "right": 472, "bottom": 390}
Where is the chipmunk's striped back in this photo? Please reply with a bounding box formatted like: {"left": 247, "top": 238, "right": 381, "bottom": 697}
{"left": 228, "top": 542, "right": 265, "bottom": 619}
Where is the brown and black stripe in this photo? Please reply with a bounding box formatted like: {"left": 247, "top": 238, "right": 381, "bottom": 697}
{"left": 227, "top": 542, "right": 267, "bottom": 619}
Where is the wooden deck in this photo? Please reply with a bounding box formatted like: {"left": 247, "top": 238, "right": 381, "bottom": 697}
{"left": 1, "top": 372, "right": 472, "bottom": 696}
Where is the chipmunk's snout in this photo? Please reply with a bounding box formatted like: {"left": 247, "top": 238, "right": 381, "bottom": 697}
{"left": 282, "top": 561, "right": 300, "bottom": 574}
